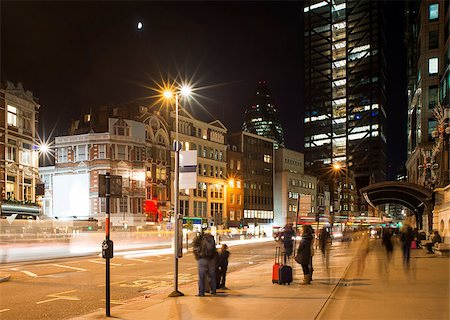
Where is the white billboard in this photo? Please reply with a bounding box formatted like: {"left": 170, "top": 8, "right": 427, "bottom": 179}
{"left": 53, "top": 173, "right": 90, "bottom": 218}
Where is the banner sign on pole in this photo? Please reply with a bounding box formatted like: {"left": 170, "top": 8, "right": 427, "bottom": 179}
{"left": 179, "top": 150, "right": 197, "bottom": 189}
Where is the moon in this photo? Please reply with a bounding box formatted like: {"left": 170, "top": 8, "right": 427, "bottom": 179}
{"left": 137, "top": 21, "right": 143, "bottom": 30}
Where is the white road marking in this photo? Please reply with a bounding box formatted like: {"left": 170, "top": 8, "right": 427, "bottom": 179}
{"left": 124, "top": 257, "right": 150, "bottom": 263}
{"left": 36, "top": 290, "right": 80, "bottom": 304}
{"left": 10, "top": 268, "right": 19, "bottom": 271}
{"left": 53, "top": 264, "right": 87, "bottom": 272}
{"left": 187, "top": 266, "right": 197, "bottom": 270}
{"left": 0, "top": 309, "right": 10, "bottom": 313}
{"left": 88, "top": 259, "right": 121, "bottom": 266}
{"left": 22, "top": 271, "right": 38, "bottom": 277}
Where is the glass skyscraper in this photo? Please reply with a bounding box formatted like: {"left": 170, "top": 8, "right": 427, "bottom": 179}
{"left": 303, "top": 0, "right": 387, "bottom": 192}
{"left": 243, "top": 81, "right": 285, "bottom": 149}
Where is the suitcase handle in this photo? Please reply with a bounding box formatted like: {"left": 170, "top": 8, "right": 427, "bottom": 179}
{"left": 275, "top": 246, "right": 281, "bottom": 264}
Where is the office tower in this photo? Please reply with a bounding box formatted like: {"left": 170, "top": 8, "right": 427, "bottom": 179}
{"left": 243, "top": 81, "right": 285, "bottom": 149}
{"left": 405, "top": 1, "right": 450, "bottom": 188}
{"left": 303, "top": 0, "right": 387, "bottom": 196}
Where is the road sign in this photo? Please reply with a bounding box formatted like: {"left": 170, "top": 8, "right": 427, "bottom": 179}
{"left": 179, "top": 150, "right": 197, "bottom": 189}
{"left": 98, "top": 174, "right": 122, "bottom": 197}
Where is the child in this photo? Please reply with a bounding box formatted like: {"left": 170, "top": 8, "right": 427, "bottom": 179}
{"left": 217, "top": 244, "right": 230, "bottom": 289}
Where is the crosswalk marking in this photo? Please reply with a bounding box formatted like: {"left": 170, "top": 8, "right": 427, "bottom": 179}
{"left": 22, "top": 271, "right": 38, "bottom": 277}
{"left": 0, "top": 309, "right": 10, "bottom": 313}
{"left": 53, "top": 264, "right": 87, "bottom": 272}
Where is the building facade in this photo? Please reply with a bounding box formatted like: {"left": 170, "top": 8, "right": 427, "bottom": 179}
{"left": 303, "top": 0, "right": 387, "bottom": 198}
{"left": 274, "top": 148, "right": 317, "bottom": 228}
{"left": 242, "top": 81, "right": 285, "bottom": 149}
{"left": 228, "top": 131, "right": 275, "bottom": 234}
{"left": 405, "top": 0, "right": 450, "bottom": 189}
{"left": 168, "top": 109, "right": 228, "bottom": 227}
{"left": 1, "top": 82, "right": 40, "bottom": 218}
{"left": 41, "top": 118, "right": 150, "bottom": 228}
{"left": 225, "top": 147, "right": 244, "bottom": 228}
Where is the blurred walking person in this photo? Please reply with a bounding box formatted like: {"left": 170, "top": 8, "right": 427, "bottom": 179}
{"left": 400, "top": 224, "right": 414, "bottom": 268}
{"left": 382, "top": 228, "right": 394, "bottom": 262}
{"left": 296, "top": 225, "right": 313, "bottom": 285}
{"left": 319, "top": 228, "right": 332, "bottom": 270}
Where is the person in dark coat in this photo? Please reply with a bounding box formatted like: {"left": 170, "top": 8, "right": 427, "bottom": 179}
{"left": 193, "top": 231, "right": 217, "bottom": 296}
{"left": 400, "top": 224, "right": 414, "bottom": 268}
{"left": 281, "top": 223, "right": 296, "bottom": 263}
{"left": 216, "top": 244, "right": 230, "bottom": 289}
{"left": 382, "top": 228, "right": 394, "bottom": 262}
{"left": 297, "top": 225, "right": 313, "bottom": 284}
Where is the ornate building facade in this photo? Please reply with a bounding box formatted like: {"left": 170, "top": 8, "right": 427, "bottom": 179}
{"left": 1, "top": 82, "right": 40, "bottom": 218}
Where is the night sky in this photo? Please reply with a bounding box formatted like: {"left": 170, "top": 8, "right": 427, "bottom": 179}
{"left": 1, "top": 1, "right": 406, "bottom": 179}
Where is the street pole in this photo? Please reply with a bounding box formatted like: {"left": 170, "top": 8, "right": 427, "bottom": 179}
{"left": 105, "top": 173, "right": 111, "bottom": 316}
{"left": 169, "top": 93, "right": 183, "bottom": 297}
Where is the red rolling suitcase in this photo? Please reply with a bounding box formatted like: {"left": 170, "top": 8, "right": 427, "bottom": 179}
{"left": 272, "top": 247, "right": 282, "bottom": 283}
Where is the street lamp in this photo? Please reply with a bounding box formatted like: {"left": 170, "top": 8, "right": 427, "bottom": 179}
{"left": 163, "top": 85, "right": 192, "bottom": 298}
{"left": 332, "top": 162, "right": 350, "bottom": 230}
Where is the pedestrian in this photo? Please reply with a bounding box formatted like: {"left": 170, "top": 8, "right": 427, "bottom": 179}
{"left": 281, "top": 223, "right": 295, "bottom": 264}
{"left": 319, "top": 227, "right": 332, "bottom": 269}
{"left": 217, "top": 244, "right": 230, "bottom": 289}
{"left": 193, "top": 230, "right": 218, "bottom": 296}
{"left": 382, "top": 228, "right": 393, "bottom": 261}
{"left": 400, "top": 224, "right": 414, "bottom": 268}
{"left": 426, "top": 230, "right": 442, "bottom": 254}
{"left": 295, "top": 225, "right": 313, "bottom": 285}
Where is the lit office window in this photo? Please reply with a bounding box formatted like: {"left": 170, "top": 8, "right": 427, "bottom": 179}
{"left": 429, "top": 57, "right": 439, "bottom": 75}
{"left": 429, "top": 3, "right": 439, "bottom": 21}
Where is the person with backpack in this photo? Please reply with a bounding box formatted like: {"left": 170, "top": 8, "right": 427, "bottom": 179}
{"left": 193, "top": 230, "right": 218, "bottom": 296}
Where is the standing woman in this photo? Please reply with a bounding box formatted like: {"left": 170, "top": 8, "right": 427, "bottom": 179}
{"left": 296, "top": 225, "right": 313, "bottom": 285}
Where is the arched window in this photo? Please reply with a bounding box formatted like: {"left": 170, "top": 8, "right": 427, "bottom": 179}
{"left": 440, "top": 220, "right": 445, "bottom": 233}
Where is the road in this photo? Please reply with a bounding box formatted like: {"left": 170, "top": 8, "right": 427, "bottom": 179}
{"left": 0, "top": 239, "right": 276, "bottom": 320}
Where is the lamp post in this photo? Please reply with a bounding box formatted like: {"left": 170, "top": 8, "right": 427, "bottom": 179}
{"left": 163, "top": 85, "right": 192, "bottom": 298}
{"left": 332, "top": 162, "right": 349, "bottom": 230}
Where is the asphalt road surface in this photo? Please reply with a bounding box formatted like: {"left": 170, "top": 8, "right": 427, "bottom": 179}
{"left": 0, "top": 240, "right": 277, "bottom": 320}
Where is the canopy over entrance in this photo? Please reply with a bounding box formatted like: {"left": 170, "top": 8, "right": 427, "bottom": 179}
{"left": 360, "top": 181, "right": 434, "bottom": 231}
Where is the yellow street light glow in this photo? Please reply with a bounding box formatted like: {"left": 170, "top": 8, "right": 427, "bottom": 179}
{"left": 333, "top": 163, "right": 341, "bottom": 170}
{"left": 163, "top": 90, "right": 173, "bottom": 99}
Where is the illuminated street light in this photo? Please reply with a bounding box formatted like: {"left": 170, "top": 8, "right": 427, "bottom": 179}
{"left": 39, "top": 143, "right": 49, "bottom": 154}
{"left": 162, "top": 84, "right": 192, "bottom": 298}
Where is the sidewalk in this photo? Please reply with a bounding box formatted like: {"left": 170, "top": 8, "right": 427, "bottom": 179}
{"left": 72, "top": 242, "right": 355, "bottom": 320}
